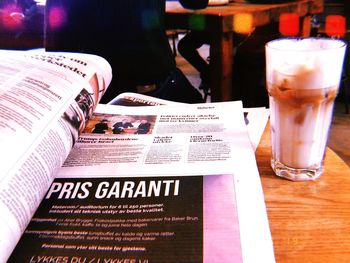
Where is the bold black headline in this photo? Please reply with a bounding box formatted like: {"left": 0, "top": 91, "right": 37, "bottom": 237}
{"left": 29, "top": 54, "right": 88, "bottom": 78}
{"left": 45, "top": 179, "right": 180, "bottom": 200}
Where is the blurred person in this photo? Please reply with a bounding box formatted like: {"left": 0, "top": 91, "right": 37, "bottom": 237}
{"left": 18, "top": 0, "right": 44, "bottom": 47}
{"left": 178, "top": 23, "right": 280, "bottom": 107}
{"left": 135, "top": 119, "right": 151, "bottom": 134}
{"left": 177, "top": 30, "right": 211, "bottom": 92}
{"left": 112, "top": 118, "right": 133, "bottom": 134}
{"left": 176, "top": 0, "right": 228, "bottom": 94}
{"left": 45, "top": 0, "right": 208, "bottom": 104}
{"left": 92, "top": 119, "right": 109, "bottom": 134}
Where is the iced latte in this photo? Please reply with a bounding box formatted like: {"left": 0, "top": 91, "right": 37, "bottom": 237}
{"left": 265, "top": 38, "right": 346, "bottom": 181}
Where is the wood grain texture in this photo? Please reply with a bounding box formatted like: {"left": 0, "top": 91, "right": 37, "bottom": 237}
{"left": 256, "top": 124, "right": 350, "bottom": 263}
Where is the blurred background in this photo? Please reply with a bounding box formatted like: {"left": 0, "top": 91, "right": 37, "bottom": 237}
{"left": 0, "top": 0, "right": 348, "bottom": 165}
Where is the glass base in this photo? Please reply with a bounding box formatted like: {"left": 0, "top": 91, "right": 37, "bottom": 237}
{"left": 271, "top": 159, "right": 324, "bottom": 181}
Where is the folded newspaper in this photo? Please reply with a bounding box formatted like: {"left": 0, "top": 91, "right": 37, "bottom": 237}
{"left": 0, "top": 50, "right": 274, "bottom": 263}
{"left": 109, "top": 92, "right": 269, "bottom": 151}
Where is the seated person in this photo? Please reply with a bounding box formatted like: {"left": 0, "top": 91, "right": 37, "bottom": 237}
{"left": 45, "top": 0, "right": 208, "bottom": 104}
{"left": 135, "top": 119, "right": 151, "bottom": 134}
{"left": 112, "top": 119, "right": 133, "bottom": 134}
{"left": 92, "top": 119, "right": 109, "bottom": 134}
{"left": 177, "top": 30, "right": 210, "bottom": 92}
{"left": 177, "top": 0, "right": 227, "bottom": 93}
{"left": 178, "top": 22, "right": 280, "bottom": 107}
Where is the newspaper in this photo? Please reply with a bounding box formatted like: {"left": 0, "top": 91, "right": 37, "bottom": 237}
{"left": 109, "top": 92, "right": 270, "bottom": 151}
{"left": 53, "top": 100, "right": 274, "bottom": 263}
{"left": 0, "top": 49, "right": 112, "bottom": 262}
{"left": 0, "top": 50, "right": 273, "bottom": 262}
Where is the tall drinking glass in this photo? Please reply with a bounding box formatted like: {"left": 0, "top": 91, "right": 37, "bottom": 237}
{"left": 265, "top": 38, "right": 347, "bottom": 181}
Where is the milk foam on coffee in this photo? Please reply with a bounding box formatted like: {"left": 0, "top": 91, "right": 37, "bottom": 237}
{"left": 267, "top": 38, "right": 345, "bottom": 90}
{"left": 266, "top": 38, "right": 346, "bottom": 170}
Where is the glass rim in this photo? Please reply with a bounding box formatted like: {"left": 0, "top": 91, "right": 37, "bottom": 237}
{"left": 266, "top": 37, "right": 347, "bottom": 52}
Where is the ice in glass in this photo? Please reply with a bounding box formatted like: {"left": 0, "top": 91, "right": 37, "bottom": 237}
{"left": 265, "top": 38, "right": 347, "bottom": 181}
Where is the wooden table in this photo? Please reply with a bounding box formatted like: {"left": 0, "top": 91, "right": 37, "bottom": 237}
{"left": 166, "top": 0, "right": 324, "bottom": 102}
{"left": 256, "top": 125, "right": 350, "bottom": 262}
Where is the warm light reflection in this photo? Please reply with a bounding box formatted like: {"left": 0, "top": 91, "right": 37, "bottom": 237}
{"left": 325, "top": 15, "right": 346, "bottom": 37}
{"left": 279, "top": 13, "right": 299, "bottom": 37}
{"left": 1, "top": 4, "right": 24, "bottom": 30}
{"left": 233, "top": 13, "right": 253, "bottom": 34}
{"left": 48, "top": 6, "right": 66, "bottom": 29}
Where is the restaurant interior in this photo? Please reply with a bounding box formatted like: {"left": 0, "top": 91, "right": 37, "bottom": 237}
{"left": 0, "top": 0, "right": 348, "bottom": 165}
{"left": 0, "top": 1, "right": 348, "bottom": 163}
{"left": 1, "top": 1, "right": 350, "bottom": 262}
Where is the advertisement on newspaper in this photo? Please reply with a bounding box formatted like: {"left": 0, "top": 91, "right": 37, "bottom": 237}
{"left": 9, "top": 175, "right": 242, "bottom": 263}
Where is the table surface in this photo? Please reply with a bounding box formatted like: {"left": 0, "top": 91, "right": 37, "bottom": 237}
{"left": 166, "top": 0, "right": 323, "bottom": 31}
{"left": 256, "top": 125, "right": 350, "bottom": 263}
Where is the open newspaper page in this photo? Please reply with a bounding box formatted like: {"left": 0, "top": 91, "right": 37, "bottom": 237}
{"left": 10, "top": 101, "right": 275, "bottom": 262}
{"left": 110, "top": 92, "right": 270, "bottom": 151}
{"left": 0, "top": 50, "right": 112, "bottom": 262}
